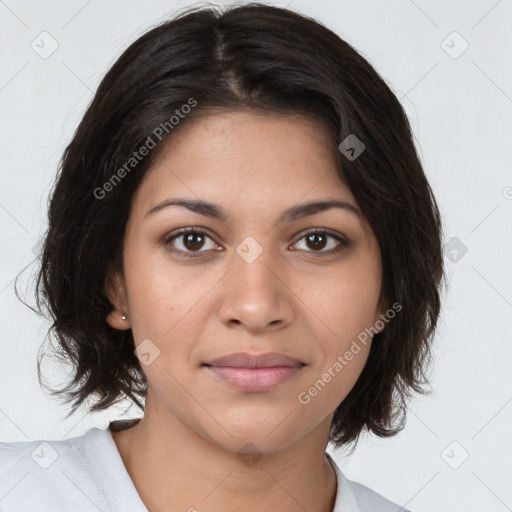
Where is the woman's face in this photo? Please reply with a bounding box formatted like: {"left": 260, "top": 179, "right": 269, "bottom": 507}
{"left": 106, "top": 110, "right": 386, "bottom": 453}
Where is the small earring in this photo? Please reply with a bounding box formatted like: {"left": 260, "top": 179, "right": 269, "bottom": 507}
{"left": 121, "top": 314, "right": 127, "bottom": 320}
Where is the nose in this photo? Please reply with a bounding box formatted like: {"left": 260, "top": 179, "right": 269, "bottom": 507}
{"left": 216, "top": 238, "right": 296, "bottom": 334}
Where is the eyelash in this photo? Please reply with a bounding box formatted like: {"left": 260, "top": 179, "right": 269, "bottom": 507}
{"left": 163, "top": 227, "right": 350, "bottom": 259}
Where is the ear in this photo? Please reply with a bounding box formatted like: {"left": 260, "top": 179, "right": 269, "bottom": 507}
{"left": 373, "top": 287, "right": 389, "bottom": 334}
{"left": 104, "top": 267, "right": 131, "bottom": 330}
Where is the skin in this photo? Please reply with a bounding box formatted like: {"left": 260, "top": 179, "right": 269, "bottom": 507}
{"left": 104, "top": 110, "right": 387, "bottom": 512}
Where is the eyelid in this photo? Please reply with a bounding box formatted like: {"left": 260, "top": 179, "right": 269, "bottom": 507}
{"left": 163, "top": 226, "right": 349, "bottom": 257}
{"left": 293, "top": 227, "right": 348, "bottom": 244}
{"left": 291, "top": 228, "right": 349, "bottom": 254}
{"left": 163, "top": 227, "right": 220, "bottom": 257}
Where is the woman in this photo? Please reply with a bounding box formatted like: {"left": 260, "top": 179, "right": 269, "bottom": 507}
{"left": 0, "top": 3, "right": 445, "bottom": 511}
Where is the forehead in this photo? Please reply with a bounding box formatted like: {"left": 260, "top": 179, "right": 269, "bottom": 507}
{"left": 131, "top": 110, "right": 357, "bottom": 217}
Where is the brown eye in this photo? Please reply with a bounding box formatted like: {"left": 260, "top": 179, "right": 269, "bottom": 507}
{"left": 164, "top": 227, "right": 349, "bottom": 259}
{"left": 182, "top": 232, "right": 206, "bottom": 251}
{"left": 164, "top": 228, "right": 218, "bottom": 258}
{"left": 293, "top": 229, "right": 349, "bottom": 255}
{"left": 305, "top": 232, "right": 328, "bottom": 250}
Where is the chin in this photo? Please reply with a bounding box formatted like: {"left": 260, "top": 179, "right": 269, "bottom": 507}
{"left": 200, "top": 407, "right": 307, "bottom": 455}
{"left": 213, "top": 429, "right": 300, "bottom": 457}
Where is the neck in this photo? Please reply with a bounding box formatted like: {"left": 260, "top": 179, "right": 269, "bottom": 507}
{"left": 111, "top": 396, "right": 338, "bottom": 512}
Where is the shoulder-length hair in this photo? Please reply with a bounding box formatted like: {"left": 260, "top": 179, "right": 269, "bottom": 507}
{"left": 19, "top": 2, "right": 445, "bottom": 449}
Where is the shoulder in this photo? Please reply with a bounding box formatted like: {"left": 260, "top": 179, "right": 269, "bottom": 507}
{"left": 0, "top": 435, "right": 66, "bottom": 475}
{"left": 0, "top": 427, "right": 109, "bottom": 511}
{"left": 0, "top": 427, "right": 100, "bottom": 472}
{"left": 348, "top": 479, "right": 413, "bottom": 512}
{"left": 327, "top": 453, "right": 412, "bottom": 512}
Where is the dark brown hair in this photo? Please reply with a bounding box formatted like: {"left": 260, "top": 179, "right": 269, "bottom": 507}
{"left": 18, "top": 2, "right": 446, "bottom": 450}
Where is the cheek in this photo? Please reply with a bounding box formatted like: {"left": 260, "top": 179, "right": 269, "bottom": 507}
{"left": 123, "top": 239, "right": 196, "bottom": 319}
{"left": 122, "top": 245, "right": 182, "bottom": 343}
{"left": 295, "top": 342, "right": 371, "bottom": 422}
{"left": 123, "top": 246, "right": 219, "bottom": 366}
{"left": 297, "top": 306, "right": 373, "bottom": 416}
{"left": 307, "top": 258, "right": 382, "bottom": 347}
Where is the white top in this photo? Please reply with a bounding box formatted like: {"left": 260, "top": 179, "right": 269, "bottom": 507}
{"left": 0, "top": 424, "right": 411, "bottom": 511}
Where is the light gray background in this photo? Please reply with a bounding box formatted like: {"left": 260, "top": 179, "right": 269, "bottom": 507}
{"left": 1, "top": 0, "right": 511, "bottom": 510}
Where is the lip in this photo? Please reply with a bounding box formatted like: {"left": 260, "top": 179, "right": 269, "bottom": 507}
{"left": 203, "top": 352, "right": 304, "bottom": 368}
{"left": 202, "top": 352, "right": 305, "bottom": 392}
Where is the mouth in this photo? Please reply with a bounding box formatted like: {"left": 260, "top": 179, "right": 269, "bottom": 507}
{"left": 202, "top": 352, "right": 305, "bottom": 392}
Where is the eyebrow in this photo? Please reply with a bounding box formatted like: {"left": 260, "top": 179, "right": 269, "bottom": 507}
{"left": 145, "top": 198, "right": 361, "bottom": 223}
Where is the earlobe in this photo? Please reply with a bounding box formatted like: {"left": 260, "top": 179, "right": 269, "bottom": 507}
{"left": 104, "top": 268, "right": 130, "bottom": 330}
{"left": 106, "top": 309, "right": 130, "bottom": 330}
